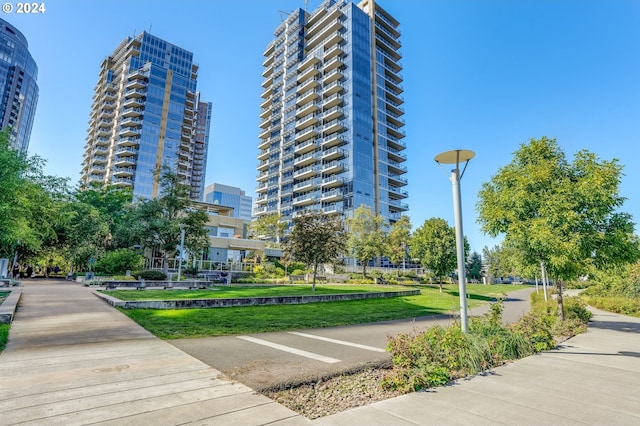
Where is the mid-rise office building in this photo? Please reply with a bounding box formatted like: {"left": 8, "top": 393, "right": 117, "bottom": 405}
{"left": 0, "top": 18, "right": 39, "bottom": 153}
{"left": 81, "top": 31, "right": 210, "bottom": 200}
{"left": 254, "top": 0, "right": 407, "bottom": 227}
{"left": 203, "top": 183, "right": 253, "bottom": 221}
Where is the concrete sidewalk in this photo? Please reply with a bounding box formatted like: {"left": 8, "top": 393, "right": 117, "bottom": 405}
{"left": 0, "top": 281, "right": 310, "bottom": 425}
{"left": 316, "top": 306, "right": 640, "bottom": 425}
{"left": 2, "top": 282, "right": 639, "bottom": 425}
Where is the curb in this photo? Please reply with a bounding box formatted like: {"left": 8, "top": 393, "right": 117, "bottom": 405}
{"left": 0, "top": 287, "right": 22, "bottom": 324}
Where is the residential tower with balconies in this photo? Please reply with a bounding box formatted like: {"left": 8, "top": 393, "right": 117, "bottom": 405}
{"left": 255, "top": 0, "right": 407, "bottom": 227}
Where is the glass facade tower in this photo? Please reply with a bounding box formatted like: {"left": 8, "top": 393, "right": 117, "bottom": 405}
{"left": 0, "top": 18, "right": 39, "bottom": 153}
{"left": 81, "top": 32, "right": 210, "bottom": 200}
{"left": 254, "top": 0, "right": 407, "bottom": 227}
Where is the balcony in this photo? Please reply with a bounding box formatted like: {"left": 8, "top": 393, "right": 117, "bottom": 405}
{"left": 322, "top": 119, "right": 345, "bottom": 135}
{"left": 293, "top": 164, "right": 320, "bottom": 180}
{"left": 97, "top": 127, "right": 110, "bottom": 137}
{"left": 294, "top": 139, "right": 319, "bottom": 155}
{"left": 321, "top": 189, "right": 343, "bottom": 203}
{"left": 321, "top": 132, "right": 346, "bottom": 149}
{"left": 112, "top": 177, "right": 134, "bottom": 187}
{"left": 298, "top": 65, "right": 320, "bottom": 82}
{"left": 125, "top": 78, "right": 147, "bottom": 90}
{"left": 322, "top": 105, "right": 343, "bottom": 122}
{"left": 118, "top": 136, "right": 139, "bottom": 147}
{"left": 322, "top": 93, "right": 343, "bottom": 109}
{"left": 257, "top": 159, "right": 270, "bottom": 171}
{"left": 294, "top": 151, "right": 319, "bottom": 168}
{"left": 323, "top": 68, "right": 343, "bottom": 85}
{"left": 296, "top": 101, "right": 320, "bottom": 119}
{"left": 388, "top": 199, "right": 409, "bottom": 212}
{"left": 297, "top": 55, "right": 320, "bottom": 73}
{"left": 306, "top": 7, "right": 342, "bottom": 39}
{"left": 324, "top": 55, "right": 343, "bottom": 72}
{"left": 297, "top": 77, "right": 321, "bottom": 94}
{"left": 259, "top": 127, "right": 271, "bottom": 139}
{"left": 258, "top": 149, "right": 270, "bottom": 161}
{"left": 118, "top": 127, "right": 141, "bottom": 138}
{"left": 114, "top": 156, "right": 136, "bottom": 167}
{"left": 256, "top": 171, "right": 268, "bottom": 182}
{"left": 122, "top": 107, "right": 144, "bottom": 118}
{"left": 323, "top": 43, "right": 344, "bottom": 60}
{"left": 91, "top": 155, "right": 107, "bottom": 165}
{"left": 321, "top": 175, "right": 344, "bottom": 188}
{"left": 121, "top": 117, "right": 142, "bottom": 127}
{"left": 113, "top": 166, "right": 135, "bottom": 177}
{"left": 296, "top": 89, "right": 321, "bottom": 106}
{"left": 388, "top": 160, "right": 407, "bottom": 175}
{"left": 389, "top": 186, "right": 409, "bottom": 199}
{"left": 322, "top": 147, "right": 346, "bottom": 162}
{"left": 388, "top": 174, "right": 408, "bottom": 187}
{"left": 295, "top": 114, "right": 319, "bottom": 130}
{"left": 256, "top": 182, "right": 268, "bottom": 193}
{"left": 306, "top": 18, "right": 344, "bottom": 51}
{"left": 293, "top": 178, "right": 320, "bottom": 192}
{"left": 322, "top": 202, "right": 343, "bottom": 215}
{"left": 127, "top": 68, "right": 149, "bottom": 80}
{"left": 386, "top": 146, "right": 406, "bottom": 163}
{"left": 294, "top": 126, "right": 319, "bottom": 143}
{"left": 386, "top": 122, "right": 406, "bottom": 139}
{"left": 293, "top": 191, "right": 320, "bottom": 207}
{"left": 95, "top": 136, "right": 110, "bottom": 146}
{"left": 116, "top": 146, "right": 138, "bottom": 156}
{"left": 123, "top": 97, "right": 144, "bottom": 108}
{"left": 93, "top": 146, "right": 108, "bottom": 156}
{"left": 322, "top": 160, "right": 346, "bottom": 174}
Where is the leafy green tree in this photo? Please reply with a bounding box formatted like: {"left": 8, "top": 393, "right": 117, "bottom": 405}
{"left": 283, "top": 210, "right": 345, "bottom": 290}
{"left": 124, "top": 169, "right": 209, "bottom": 274}
{"left": 466, "top": 251, "right": 483, "bottom": 281}
{"left": 477, "top": 137, "right": 640, "bottom": 319}
{"left": 410, "top": 218, "right": 460, "bottom": 292}
{"left": 0, "top": 130, "right": 69, "bottom": 261}
{"left": 346, "top": 205, "right": 387, "bottom": 278}
{"left": 249, "top": 213, "right": 286, "bottom": 247}
{"left": 74, "top": 184, "right": 133, "bottom": 248}
{"left": 386, "top": 215, "right": 412, "bottom": 276}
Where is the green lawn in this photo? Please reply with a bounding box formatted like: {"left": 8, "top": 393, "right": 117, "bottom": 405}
{"left": 0, "top": 292, "right": 9, "bottom": 352}
{"left": 120, "top": 284, "right": 528, "bottom": 339}
{"left": 104, "top": 284, "right": 402, "bottom": 301}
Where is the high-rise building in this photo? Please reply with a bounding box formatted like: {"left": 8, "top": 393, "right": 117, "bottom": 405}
{"left": 81, "top": 31, "right": 210, "bottom": 200}
{"left": 0, "top": 18, "right": 39, "bottom": 153}
{"left": 203, "top": 183, "right": 253, "bottom": 221}
{"left": 254, "top": 0, "right": 407, "bottom": 228}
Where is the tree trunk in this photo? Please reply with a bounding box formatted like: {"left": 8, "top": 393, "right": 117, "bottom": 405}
{"left": 438, "top": 276, "right": 443, "bottom": 293}
{"left": 311, "top": 262, "right": 317, "bottom": 292}
{"left": 556, "top": 279, "right": 565, "bottom": 321}
{"left": 362, "top": 263, "right": 367, "bottom": 279}
{"left": 162, "top": 252, "right": 169, "bottom": 276}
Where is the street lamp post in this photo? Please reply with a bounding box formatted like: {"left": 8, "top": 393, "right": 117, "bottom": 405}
{"left": 177, "top": 224, "right": 186, "bottom": 282}
{"left": 435, "top": 149, "right": 475, "bottom": 332}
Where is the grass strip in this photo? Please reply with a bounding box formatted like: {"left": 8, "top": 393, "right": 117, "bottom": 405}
{"left": 103, "top": 284, "right": 401, "bottom": 301}
{"left": 120, "top": 284, "right": 527, "bottom": 339}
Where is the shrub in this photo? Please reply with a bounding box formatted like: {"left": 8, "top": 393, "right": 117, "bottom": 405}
{"left": 133, "top": 270, "right": 167, "bottom": 280}
{"left": 93, "top": 249, "right": 144, "bottom": 275}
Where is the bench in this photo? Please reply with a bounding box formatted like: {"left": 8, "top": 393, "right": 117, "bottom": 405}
{"left": 289, "top": 275, "right": 305, "bottom": 283}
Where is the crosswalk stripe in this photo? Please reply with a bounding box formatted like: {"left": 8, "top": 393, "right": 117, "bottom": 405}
{"left": 288, "top": 332, "right": 387, "bottom": 353}
{"left": 236, "top": 336, "right": 341, "bottom": 364}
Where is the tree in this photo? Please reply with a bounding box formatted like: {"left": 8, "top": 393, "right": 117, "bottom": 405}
{"left": 386, "top": 215, "right": 412, "bottom": 276}
{"left": 249, "top": 213, "right": 286, "bottom": 246}
{"left": 0, "top": 129, "right": 69, "bottom": 260}
{"left": 477, "top": 137, "right": 640, "bottom": 319}
{"left": 410, "top": 218, "right": 460, "bottom": 292}
{"left": 346, "top": 205, "right": 387, "bottom": 278}
{"left": 124, "top": 169, "right": 209, "bottom": 274}
{"left": 283, "top": 210, "right": 345, "bottom": 290}
{"left": 466, "top": 251, "right": 483, "bottom": 281}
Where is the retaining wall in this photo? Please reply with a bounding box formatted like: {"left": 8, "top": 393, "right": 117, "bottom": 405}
{"left": 94, "top": 289, "right": 420, "bottom": 309}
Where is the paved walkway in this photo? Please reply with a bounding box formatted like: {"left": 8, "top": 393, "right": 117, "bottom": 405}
{"left": 0, "top": 281, "right": 309, "bottom": 425}
{"left": 1, "top": 281, "right": 639, "bottom": 425}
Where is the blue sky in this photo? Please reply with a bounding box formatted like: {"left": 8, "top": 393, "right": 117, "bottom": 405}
{"left": 7, "top": 0, "right": 640, "bottom": 253}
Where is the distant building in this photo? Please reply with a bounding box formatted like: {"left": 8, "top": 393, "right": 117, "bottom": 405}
{"left": 81, "top": 31, "right": 211, "bottom": 200}
{"left": 0, "top": 18, "right": 39, "bottom": 153}
{"left": 255, "top": 0, "right": 407, "bottom": 228}
{"left": 203, "top": 183, "right": 253, "bottom": 221}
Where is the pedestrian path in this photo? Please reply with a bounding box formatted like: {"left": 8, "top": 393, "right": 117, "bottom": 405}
{"left": 315, "top": 306, "right": 640, "bottom": 425}
{"left": 0, "top": 281, "right": 310, "bottom": 425}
